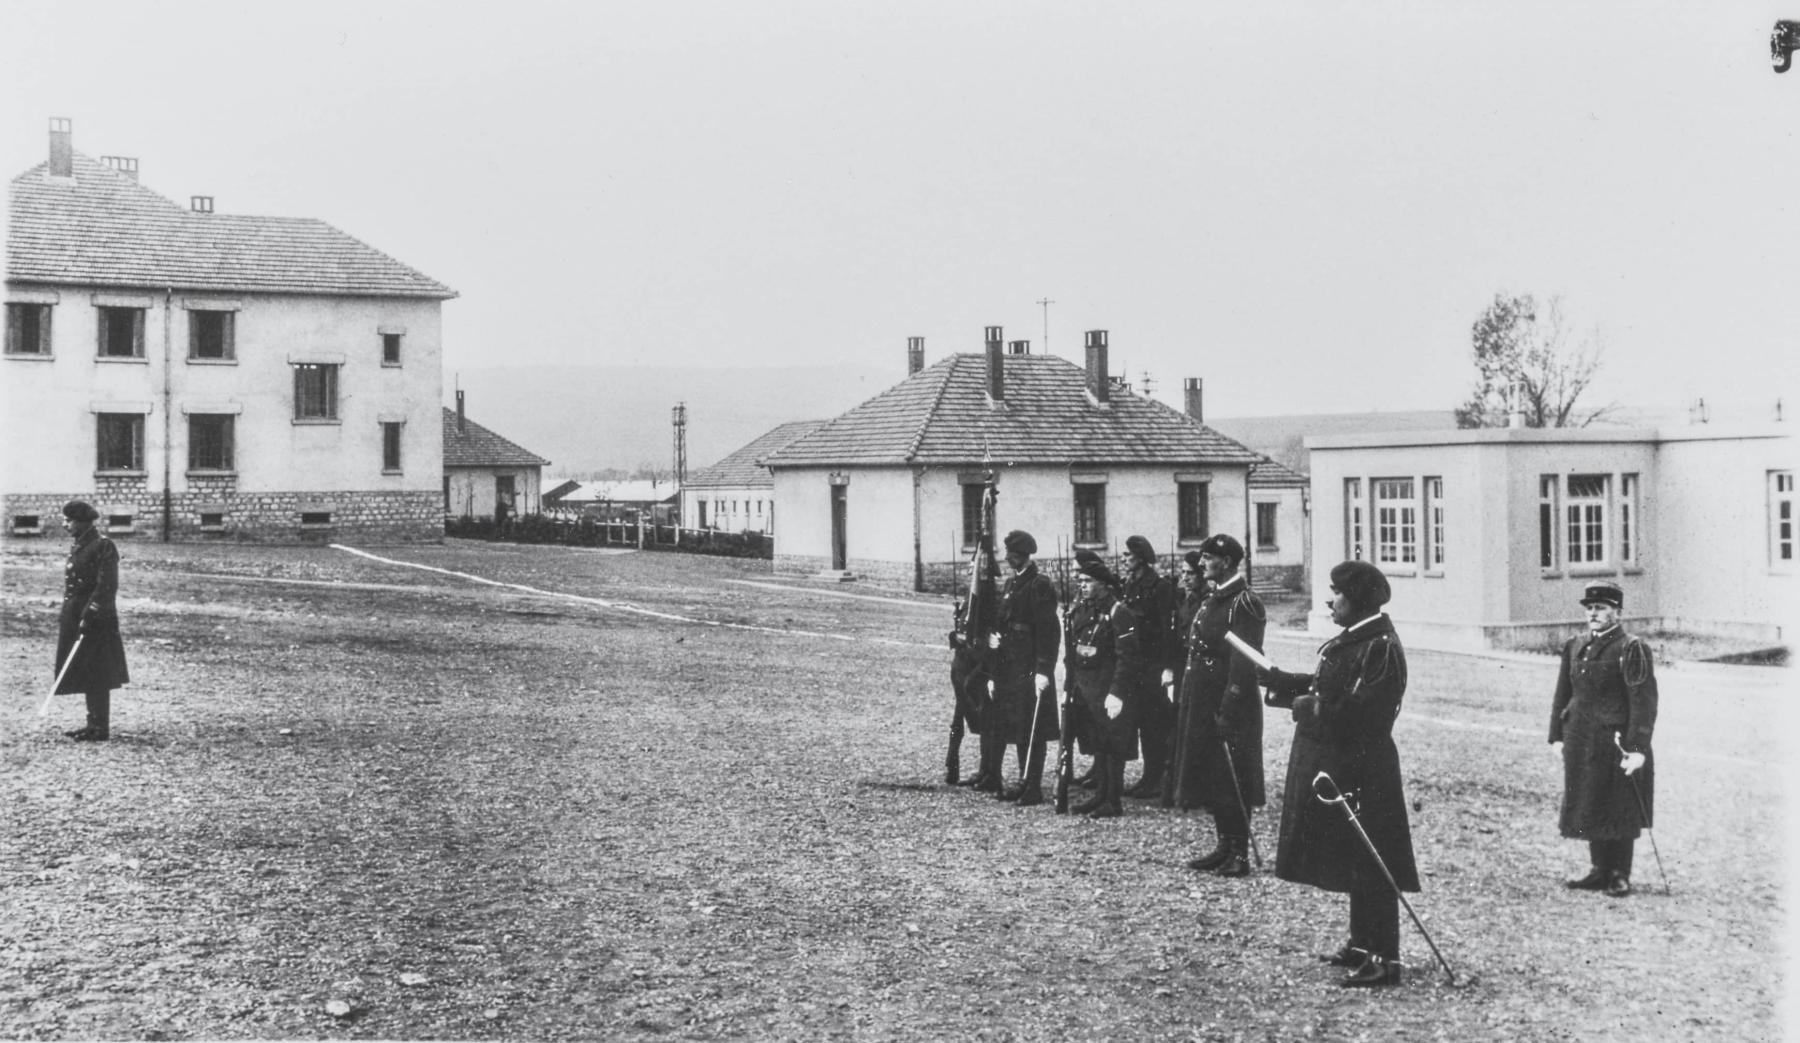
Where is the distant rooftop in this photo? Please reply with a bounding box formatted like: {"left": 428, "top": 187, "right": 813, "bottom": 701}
{"left": 688, "top": 419, "right": 826, "bottom": 490}
{"left": 443, "top": 408, "right": 550, "bottom": 468}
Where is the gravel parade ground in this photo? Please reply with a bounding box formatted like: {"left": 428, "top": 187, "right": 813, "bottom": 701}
{"left": 0, "top": 539, "right": 1788, "bottom": 1041}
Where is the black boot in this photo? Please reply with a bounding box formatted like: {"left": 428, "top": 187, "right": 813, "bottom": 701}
{"left": 1124, "top": 738, "right": 1164, "bottom": 797}
{"left": 1089, "top": 755, "right": 1126, "bottom": 819}
{"left": 1074, "top": 763, "right": 1099, "bottom": 789}
{"left": 1212, "top": 836, "right": 1251, "bottom": 877}
{"left": 1187, "top": 837, "right": 1231, "bottom": 872}
{"left": 1013, "top": 742, "right": 1047, "bottom": 807}
{"left": 971, "top": 737, "right": 1003, "bottom": 792}
{"left": 1339, "top": 952, "right": 1403, "bottom": 988}
{"left": 1071, "top": 753, "right": 1108, "bottom": 815}
{"left": 75, "top": 690, "right": 111, "bottom": 742}
{"left": 944, "top": 725, "right": 962, "bottom": 785}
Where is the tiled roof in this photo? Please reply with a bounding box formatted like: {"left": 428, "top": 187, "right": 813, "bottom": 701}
{"left": 687, "top": 419, "right": 827, "bottom": 489}
{"left": 762, "top": 353, "right": 1264, "bottom": 468}
{"left": 8, "top": 152, "right": 455, "bottom": 299}
{"left": 443, "top": 408, "right": 551, "bottom": 468}
{"left": 1249, "top": 456, "right": 1309, "bottom": 487}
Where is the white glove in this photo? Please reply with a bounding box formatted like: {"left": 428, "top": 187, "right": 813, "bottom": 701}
{"left": 1620, "top": 751, "right": 1646, "bottom": 776}
{"left": 1104, "top": 694, "right": 1123, "bottom": 719}
{"left": 1550, "top": 740, "right": 1563, "bottom": 765}
{"left": 987, "top": 632, "right": 1001, "bottom": 650}
{"left": 987, "top": 679, "right": 996, "bottom": 697}
{"left": 1035, "top": 673, "right": 1051, "bottom": 694}
{"left": 1160, "top": 669, "right": 1174, "bottom": 687}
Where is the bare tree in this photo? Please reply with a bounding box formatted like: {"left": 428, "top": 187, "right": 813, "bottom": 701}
{"left": 1455, "top": 293, "right": 1613, "bottom": 428}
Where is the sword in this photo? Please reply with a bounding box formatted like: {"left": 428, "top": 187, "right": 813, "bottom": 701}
{"left": 1220, "top": 741, "right": 1263, "bottom": 869}
{"left": 38, "top": 634, "right": 85, "bottom": 717}
{"left": 1613, "top": 732, "right": 1671, "bottom": 895}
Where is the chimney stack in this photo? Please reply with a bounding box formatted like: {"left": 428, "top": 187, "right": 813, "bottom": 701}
{"left": 907, "top": 336, "right": 925, "bottom": 376}
{"left": 456, "top": 389, "right": 466, "bottom": 433}
{"left": 1183, "top": 377, "right": 1203, "bottom": 422}
{"left": 190, "top": 196, "right": 214, "bottom": 213}
{"left": 1007, "top": 340, "right": 1030, "bottom": 355}
{"left": 985, "top": 326, "right": 1004, "bottom": 403}
{"left": 101, "top": 156, "right": 139, "bottom": 181}
{"left": 1084, "top": 330, "right": 1110, "bottom": 405}
{"left": 48, "top": 117, "right": 72, "bottom": 178}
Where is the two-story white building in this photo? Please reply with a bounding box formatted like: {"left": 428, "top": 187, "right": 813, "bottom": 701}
{"left": 3, "top": 119, "right": 455, "bottom": 543}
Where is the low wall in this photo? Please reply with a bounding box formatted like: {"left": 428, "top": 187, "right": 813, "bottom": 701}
{"left": 1, "top": 489, "right": 442, "bottom": 544}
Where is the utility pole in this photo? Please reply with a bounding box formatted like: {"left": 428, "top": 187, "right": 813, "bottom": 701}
{"left": 671, "top": 402, "right": 687, "bottom": 540}
{"left": 1037, "top": 298, "right": 1054, "bottom": 354}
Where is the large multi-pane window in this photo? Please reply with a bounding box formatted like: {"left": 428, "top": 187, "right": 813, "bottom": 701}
{"left": 96, "top": 413, "right": 144, "bottom": 471}
{"left": 1073, "top": 483, "right": 1106, "bottom": 545}
{"left": 1565, "top": 474, "right": 1609, "bottom": 565}
{"left": 97, "top": 306, "right": 145, "bottom": 358}
{"left": 5, "top": 303, "right": 51, "bottom": 354}
{"left": 1424, "top": 476, "right": 1444, "bottom": 569}
{"left": 1772, "top": 471, "right": 1795, "bottom": 568}
{"left": 188, "top": 310, "right": 235, "bottom": 360}
{"left": 188, "top": 415, "right": 234, "bottom": 471}
{"left": 1177, "top": 481, "right": 1209, "bottom": 542}
{"left": 1344, "top": 478, "right": 1364, "bottom": 560}
{"left": 293, "top": 363, "right": 339, "bottom": 420}
{"left": 1373, "top": 478, "right": 1417, "bottom": 565}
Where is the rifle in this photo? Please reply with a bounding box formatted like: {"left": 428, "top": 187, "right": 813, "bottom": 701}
{"left": 949, "top": 475, "right": 1000, "bottom": 756}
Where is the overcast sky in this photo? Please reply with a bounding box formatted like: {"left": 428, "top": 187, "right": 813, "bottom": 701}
{"left": 5, "top": 1, "right": 1796, "bottom": 421}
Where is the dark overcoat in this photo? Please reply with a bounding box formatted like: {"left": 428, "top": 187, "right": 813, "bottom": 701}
{"left": 990, "top": 563, "right": 1060, "bottom": 745}
{"left": 1117, "top": 565, "right": 1176, "bottom": 733}
{"left": 55, "top": 528, "right": 130, "bottom": 694}
{"left": 1263, "top": 614, "right": 1418, "bottom": 895}
{"left": 1549, "top": 626, "right": 1657, "bottom": 840}
{"left": 1063, "top": 592, "right": 1142, "bottom": 759}
{"left": 1172, "top": 575, "right": 1266, "bottom": 811}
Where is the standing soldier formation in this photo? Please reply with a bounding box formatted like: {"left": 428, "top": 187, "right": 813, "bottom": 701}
{"left": 1115, "top": 536, "right": 1175, "bottom": 800}
{"left": 986, "top": 530, "right": 1061, "bottom": 807}
{"left": 1061, "top": 549, "right": 1142, "bottom": 818}
{"left": 53, "top": 500, "right": 130, "bottom": 742}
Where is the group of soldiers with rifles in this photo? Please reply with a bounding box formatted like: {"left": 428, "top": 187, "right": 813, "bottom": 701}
{"left": 943, "top": 478, "right": 1659, "bottom": 989}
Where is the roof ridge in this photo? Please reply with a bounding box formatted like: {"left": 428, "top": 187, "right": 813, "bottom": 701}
{"left": 902, "top": 359, "right": 958, "bottom": 462}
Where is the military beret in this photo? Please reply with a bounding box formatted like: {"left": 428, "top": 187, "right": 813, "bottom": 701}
{"left": 1580, "top": 580, "right": 1623, "bottom": 610}
{"left": 1196, "top": 533, "right": 1245, "bottom": 567}
{"left": 1002, "top": 529, "right": 1036, "bottom": 555}
{"left": 1125, "top": 535, "right": 1156, "bottom": 565}
{"left": 1329, "top": 559, "right": 1391, "bottom": 610}
{"left": 1073, "top": 548, "right": 1118, "bottom": 586}
{"left": 61, "top": 500, "right": 98, "bottom": 523}
{"left": 1181, "top": 550, "right": 1203, "bottom": 572}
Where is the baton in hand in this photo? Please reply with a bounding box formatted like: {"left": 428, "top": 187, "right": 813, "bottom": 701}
{"left": 1313, "top": 771, "right": 1457, "bottom": 984}
{"left": 1613, "top": 732, "right": 1671, "bottom": 895}
{"left": 38, "top": 634, "right": 85, "bottom": 717}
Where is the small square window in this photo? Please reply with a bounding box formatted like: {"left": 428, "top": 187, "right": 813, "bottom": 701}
{"left": 11, "top": 514, "right": 42, "bottom": 535}
{"left": 189, "top": 310, "right": 235, "bottom": 360}
{"left": 5, "top": 303, "right": 52, "bottom": 355}
{"left": 97, "top": 306, "right": 145, "bottom": 358}
{"left": 188, "top": 414, "right": 235, "bottom": 471}
{"left": 294, "top": 364, "right": 339, "bottom": 420}
{"left": 382, "top": 332, "right": 402, "bottom": 365}
{"left": 96, "top": 413, "right": 145, "bottom": 471}
{"left": 300, "top": 511, "right": 332, "bottom": 526}
{"left": 199, "top": 511, "right": 226, "bottom": 529}
{"left": 105, "top": 514, "right": 134, "bottom": 533}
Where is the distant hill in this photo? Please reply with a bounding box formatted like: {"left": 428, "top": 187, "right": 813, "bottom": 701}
{"left": 447, "top": 364, "right": 895, "bottom": 476}
{"left": 1208, "top": 411, "right": 1458, "bottom": 473}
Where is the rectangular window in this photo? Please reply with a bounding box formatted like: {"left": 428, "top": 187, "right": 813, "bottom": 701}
{"left": 188, "top": 310, "right": 235, "bottom": 360}
{"left": 1373, "top": 478, "right": 1417, "bottom": 565}
{"left": 1566, "top": 474, "right": 1609, "bottom": 565}
{"left": 188, "top": 414, "right": 235, "bottom": 471}
{"left": 1773, "top": 471, "right": 1795, "bottom": 567}
{"left": 96, "top": 413, "right": 145, "bottom": 471}
{"left": 382, "top": 421, "right": 403, "bottom": 471}
{"left": 199, "top": 511, "right": 226, "bottom": 530}
{"left": 5, "top": 303, "right": 52, "bottom": 354}
{"left": 1425, "top": 476, "right": 1444, "bottom": 569}
{"left": 97, "top": 306, "right": 145, "bottom": 358}
{"left": 1344, "top": 478, "right": 1364, "bottom": 560}
{"left": 1619, "top": 473, "right": 1639, "bottom": 566}
{"left": 382, "top": 332, "right": 402, "bottom": 365}
{"left": 11, "top": 514, "right": 42, "bottom": 535}
{"left": 293, "top": 363, "right": 339, "bottom": 420}
{"left": 1255, "top": 502, "right": 1278, "bottom": 549}
{"left": 300, "top": 511, "right": 333, "bottom": 526}
{"left": 961, "top": 483, "right": 984, "bottom": 547}
{"left": 1073, "top": 483, "right": 1106, "bottom": 545}
{"left": 1539, "top": 475, "right": 1559, "bottom": 569}
{"left": 1177, "top": 481, "right": 1209, "bottom": 541}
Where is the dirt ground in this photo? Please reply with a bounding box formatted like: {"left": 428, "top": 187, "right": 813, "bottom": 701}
{"left": 0, "top": 539, "right": 1790, "bottom": 1041}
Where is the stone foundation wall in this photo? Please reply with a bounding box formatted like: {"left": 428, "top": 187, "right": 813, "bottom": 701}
{"left": 1248, "top": 563, "right": 1307, "bottom": 594}
{"left": 1, "top": 488, "right": 442, "bottom": 544}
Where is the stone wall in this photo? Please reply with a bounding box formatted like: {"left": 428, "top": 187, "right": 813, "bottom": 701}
{"left": 1, "top": 489, "right": 442, "bottom": 544}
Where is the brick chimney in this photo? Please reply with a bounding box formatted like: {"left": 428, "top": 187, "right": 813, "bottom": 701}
{"left": 1085, "top": 330, "right": 1110, "bottom": 405}
{"left": 48, "top": 117, "right": 72, "bottom": 178}
{"left": 985, "top": 326, "right": 1004, "bottom": 404}
{"left": 456, "top": 389, "right": 467, "bottom": 433}
{"left": 190, "top": 196, "right": 214, "bottom": 213}
{"left": 907, "top": 336, "right": 925, "bottom": 376}
{"left": 101, "top": 156, "right": 139, "bottom": 181}
{"left": 1184, "top": 377, "right": 1203, "bottom": 422}
{"left": 1007, "top": 340, "right": 1030, "bottom": 355}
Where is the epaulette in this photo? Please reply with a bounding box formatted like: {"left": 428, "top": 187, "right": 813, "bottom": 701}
{"left": 1621, "top": 636, "right": 1656, "bottom": 687}
{"left": 1231, "top": 589, "right": 1265, "bottom": 623}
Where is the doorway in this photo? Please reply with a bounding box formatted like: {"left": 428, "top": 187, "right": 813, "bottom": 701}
{"left": 830, "top": 484, "right": 847, "bottom": 570}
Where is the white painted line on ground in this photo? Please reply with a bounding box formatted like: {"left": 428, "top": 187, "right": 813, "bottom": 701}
{"left": 331, "top": 544, "right": 944, "bottom": 650}
{"left": 725, "top": 578, "right": 951, "bottom": 610}
{"left": 1399, "top": 713, "right": 1775, "bottom": 769}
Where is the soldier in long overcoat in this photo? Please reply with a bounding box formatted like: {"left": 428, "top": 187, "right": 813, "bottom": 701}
{"left": 1260, "top": 560, "right": 1417, "bottom": 988}
{"left": 1161, "top": 551, "right": 1205, "bottom": 806}
{"left": 1063, "top": 550, "right": 1142, "bottom": 819}
{"left": 1117, "top": 536, "right": 1174, "bottom": 797}
{"left": 987, "top": 530, "right": 1060, "bottom": 806}
{"left": 1175, "top": 535, "right": 1266, "bottom": 877}
{"left": 54, "top": 500, "right": 130, "bottom": 741}
{"left": 1549, "top": 579, "right": 1657, "bottom": 898}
